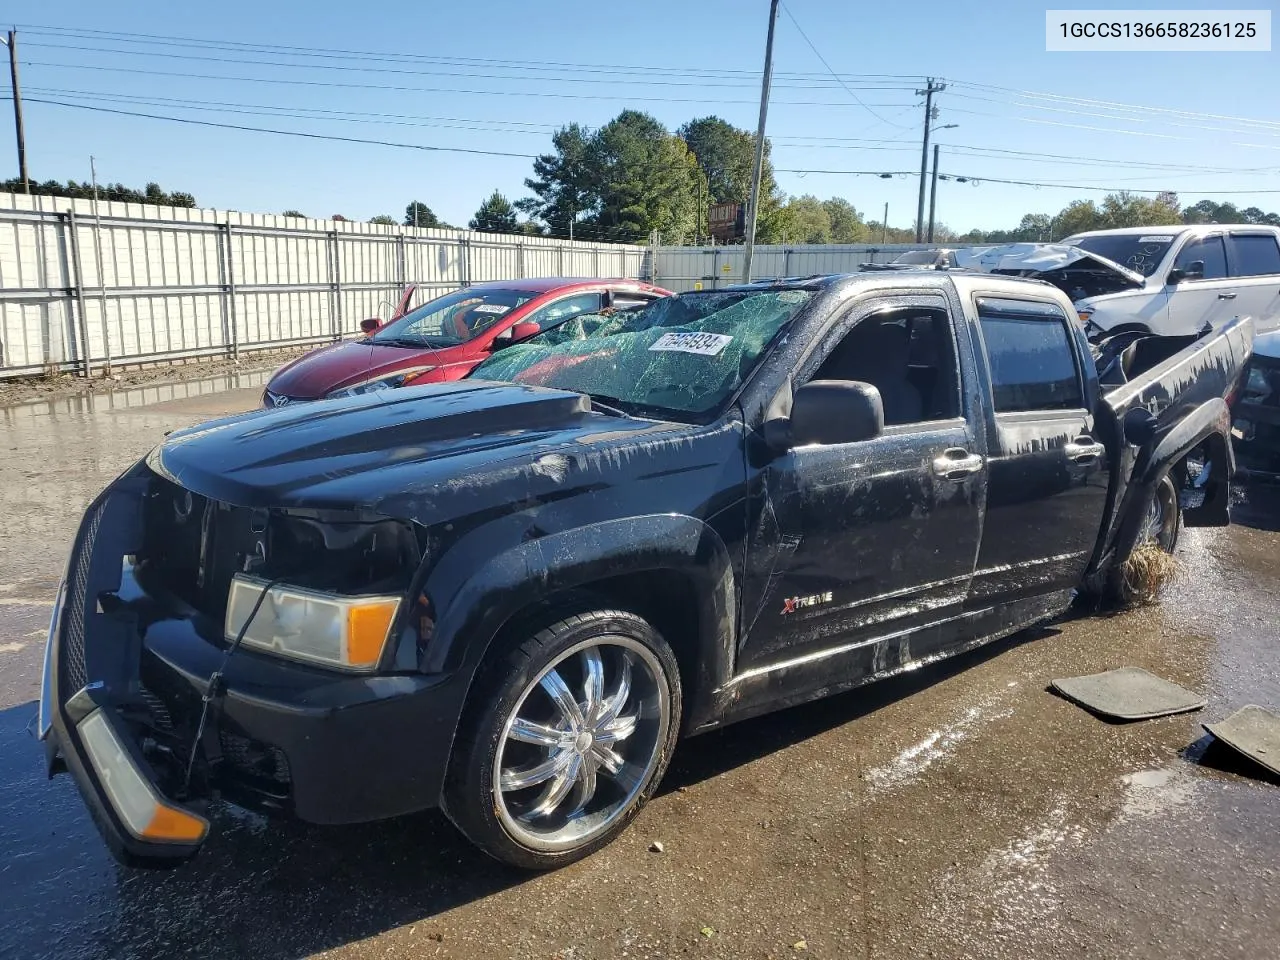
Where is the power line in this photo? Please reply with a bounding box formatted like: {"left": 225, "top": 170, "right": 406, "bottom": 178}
{"left": 15, "top": 22, "right": 925, "bottom": 84}
{"left": 22, "top": 40, "right": 923, "bottom": 92}
{"left": 23, "top": 87, "right": 564, "bottom": 136}
{"left": 775, "top": 165, "right": 1280, "bottom": 195}
{"left": 20, "top": 21, "right": 1278, "bottom": 135}
{"left": 14, "top": 96, "right": 541, "bottom": 158}
{"left": 23, "top": 86, "right": 564, "bottom": 130}
{"left": 21, "top": 60, "right": 919, "bottom": 109}
{"left": 39, "top": 84, "right": 1273, "bottom": 181}
{"left": 946, "top": 78, "right": 1280, "bottom": 132}
{"left": 945, "top": 90, "right": 1280, "bottom": 139}
{"left": 778, "top": 2, "right": 903, "bottom": 126}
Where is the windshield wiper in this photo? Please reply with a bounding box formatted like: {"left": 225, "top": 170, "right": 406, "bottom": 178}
{"left": 586, "top": 395, "right": 632, "bottom": 418}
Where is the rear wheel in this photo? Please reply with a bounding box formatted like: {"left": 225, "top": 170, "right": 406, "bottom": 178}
{"left": 1092, "top": 473, "right": 1182, "bottom": 606}
{"left": 442, "top": 606, "right": 680, "bottom": 870}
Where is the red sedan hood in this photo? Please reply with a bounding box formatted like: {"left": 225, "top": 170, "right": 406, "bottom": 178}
{"left": 267, "top": 339, "right": 454, "bottom": 399}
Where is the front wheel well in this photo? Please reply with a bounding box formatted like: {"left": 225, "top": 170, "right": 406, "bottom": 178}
{"left": 484, "top": 571, "right": 705, "bottom": 724}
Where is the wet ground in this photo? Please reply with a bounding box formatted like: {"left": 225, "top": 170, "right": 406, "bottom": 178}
{"left": 1, "top": 373, "right": 1277, "bottom": 960}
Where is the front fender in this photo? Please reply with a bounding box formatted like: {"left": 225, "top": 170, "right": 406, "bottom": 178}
{"left": 424, "top": 513, "right": 738, "bottom": 728}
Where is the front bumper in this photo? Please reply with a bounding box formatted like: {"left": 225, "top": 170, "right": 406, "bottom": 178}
{"left": 39, "top": 467, "right": 466, "bottom": 866}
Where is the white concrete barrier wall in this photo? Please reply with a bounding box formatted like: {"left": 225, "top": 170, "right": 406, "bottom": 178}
{"left": 652, "top": 243, "right": 942, "bottom": 292}
{"left": 0, "top": 192, "right": 650, "bottom": 378}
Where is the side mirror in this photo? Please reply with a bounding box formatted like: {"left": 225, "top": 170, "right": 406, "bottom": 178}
{"left": 1168, "top": 261, "right": 1203, "bottom": 284}
{"left": 771, "top": 381, "right": 885, "bottom": 449}
{"left": 510, "top": 321, "right": 541, "bottom": 342}
{"left": 360, "top": 317, "right": 381, "bottom": 334}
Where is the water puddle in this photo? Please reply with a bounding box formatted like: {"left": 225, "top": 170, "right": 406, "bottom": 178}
{"left": 0, "top": 367, "right": 273, "bottom": 424}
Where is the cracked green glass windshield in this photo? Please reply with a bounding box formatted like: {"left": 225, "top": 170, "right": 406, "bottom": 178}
{"left": 470, "top": 289, "right": 814, "bottom": 416}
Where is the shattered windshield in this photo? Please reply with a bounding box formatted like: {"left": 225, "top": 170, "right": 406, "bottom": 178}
{"left": 1067, "top": 234, "right": 1176, "bottom": 277}
{"left": 369, "top": 287, "right": 539, "bottom": 347}
{"left": 470, "top": 289, "right": 814, "bottom": 418}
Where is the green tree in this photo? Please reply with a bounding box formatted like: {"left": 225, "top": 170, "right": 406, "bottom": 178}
{"left": 281, "top": 210, "right": 306, "bottom": 218}
{"left": 1016, "top": 213, "right": 1053, "bottom": 241}
{"left": 368, "top": 214, "right": 397, "bottom": 225}
{"left": 519, "top": 123, "right": 596, "bottom": 239}
{"left": 1098, "top": 190, "right": 1181, "bottom": 229}
{"left": 513, "top": 220, "right": 547, "bottom": 236}
{"left": 822, "top": 197, "right": 867, "bottom": 243}
{"left": 1050, "top": 200, "right": 1102, "bottom": 238}
{"left": 469, "top": 190, "right": 519, "bottom": 233}
{"left": 678, "top": 116, "right": 786, "bottom": 243}
{"left": 0, "top": 177, "right": 196, "bottom": 206}
{"left": 589, "top": 110, "right": 700, "bottom": 242}
{"left": 1240, "top": 206, "right": 1280, "bottom": 226}
{"left": 404, "top": 201, "right": 440, "bottom": 228}
{"left": 777, "top": 195, "right": 832, "bottom": 243}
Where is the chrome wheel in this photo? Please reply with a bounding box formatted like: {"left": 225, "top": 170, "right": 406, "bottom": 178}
{"left": 493, "top": 636, "right": 669, "bottom": 852}
{"left": 1140, "top": 475, "right": 1179, "bottom": 550}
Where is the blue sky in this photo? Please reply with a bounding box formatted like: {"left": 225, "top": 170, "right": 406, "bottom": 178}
{"left": 10, "top": 0, "right": 1279, "bottom": 235}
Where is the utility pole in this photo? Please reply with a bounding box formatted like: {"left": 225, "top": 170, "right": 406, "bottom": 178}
{"left": 4, "top": 30, "right": 28, "bottom": 193}
{"left": 914, "top": 78, "right": 945, "bottom": 243}
{"left": 90, "top": 155, "right": 112, "bottom": 374}
{"left": 741, "top": 0, "right": 779, "bottom": 284}
{"left": 882, "top": 202, "right": 888, "bottom": 245}
{"left": 927, "top": 143, "right": 940, "bottom": 243}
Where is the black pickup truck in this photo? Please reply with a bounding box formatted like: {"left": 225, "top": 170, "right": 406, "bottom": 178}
{"left": 39, "top": 273, "right": 1253, "bottom": 870}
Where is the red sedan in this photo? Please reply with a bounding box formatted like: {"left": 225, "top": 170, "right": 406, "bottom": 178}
{"left": 263, "top": 278, "right": 671, "bottom": 406}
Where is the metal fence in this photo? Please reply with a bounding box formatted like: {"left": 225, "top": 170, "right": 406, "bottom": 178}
{"left": 652, "top": 243, "right": 940, "bottom": 293}
{"left": 0, "top": 192, "right": 650, "bottom": 379}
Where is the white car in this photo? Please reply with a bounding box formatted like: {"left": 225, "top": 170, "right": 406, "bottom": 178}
{"left": 956, "top": 225, "right": 1280, "bottom": 337}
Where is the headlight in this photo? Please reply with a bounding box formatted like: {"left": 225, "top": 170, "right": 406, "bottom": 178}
{"left": 78, "top": 709, "right": 209, "bottom": 843}
{"left": 1076, "top": 306, "right": 1095, "bottom": 325}
{"left": 326, "top": 368, "right": 433, "bottom": 399}
{"left": 225, "top": 574, "right": 401, "bottom": 672}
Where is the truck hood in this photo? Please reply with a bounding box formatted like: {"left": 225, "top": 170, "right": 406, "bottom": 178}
{"left": 953, "top": 243, "right": 1146, "bottom": 290}
{"left": 147, "top": 380, "right": 704, "bottom": 521}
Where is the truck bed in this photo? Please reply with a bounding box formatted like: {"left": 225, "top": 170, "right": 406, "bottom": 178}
{"left": 1090, "top": 315, "right": 1254, "bottom": 576}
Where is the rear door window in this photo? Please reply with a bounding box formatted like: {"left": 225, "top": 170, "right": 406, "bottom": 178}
{"left": 1228, "top": 234, "right": 1280, "bottom": 277}
{"left": 976, "top": 298, "right": 1083, "bottom": 413}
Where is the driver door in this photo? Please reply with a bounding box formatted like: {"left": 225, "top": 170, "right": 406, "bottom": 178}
{"left": 739, "top": 296, "right": 985, "bottom": 672}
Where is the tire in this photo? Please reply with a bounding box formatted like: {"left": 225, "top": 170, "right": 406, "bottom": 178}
{"left": 442, "top": 605, "right": 681, "bottom": 870}
{"left": 1093, "top": 473, "right": 1182, "bottom": 606}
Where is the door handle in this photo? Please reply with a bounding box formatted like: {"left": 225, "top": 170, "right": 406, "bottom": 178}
{"left": 1065, "top": 437, "right": 1106, "bottom": 464}
{"left": 932, "top": 448, "right": 984, "bottom": 481}
{"left": 1218, "top": 292, "right": 1237, "bottom": 300}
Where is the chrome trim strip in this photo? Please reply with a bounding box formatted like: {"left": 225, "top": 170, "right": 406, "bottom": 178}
{"left": 728, "top": 604, "right": 996, "bottom": 687}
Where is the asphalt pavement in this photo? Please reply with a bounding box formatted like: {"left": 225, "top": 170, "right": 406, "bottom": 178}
{"left": 1, "top": 371, "right": 1277, "bottom": 960}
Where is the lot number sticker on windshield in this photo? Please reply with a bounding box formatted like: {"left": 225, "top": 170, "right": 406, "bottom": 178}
{"left": 648, "top": 332, "right": 733, "bottom": 356}
{"left": 1138, "top": 236, "right": 1173, "bottom": 243}
{"left": 472, "top": 304, "right": 511, "bottom": 315}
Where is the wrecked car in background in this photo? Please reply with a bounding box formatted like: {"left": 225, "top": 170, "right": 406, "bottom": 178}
{"left": 262, "top": 278, "right": 670, "bottom": 406}
{"left": 1233, "top": 328, "right": 1280, "bottom": 477}
{"left": 859, "top": 248, "right": 959, "bottom": 272}
{"left": 958, "top": 225, "right": 1280, "bottom": 338}
{"left": 39, "top": 273, "right": 1251, "bottom": 871}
